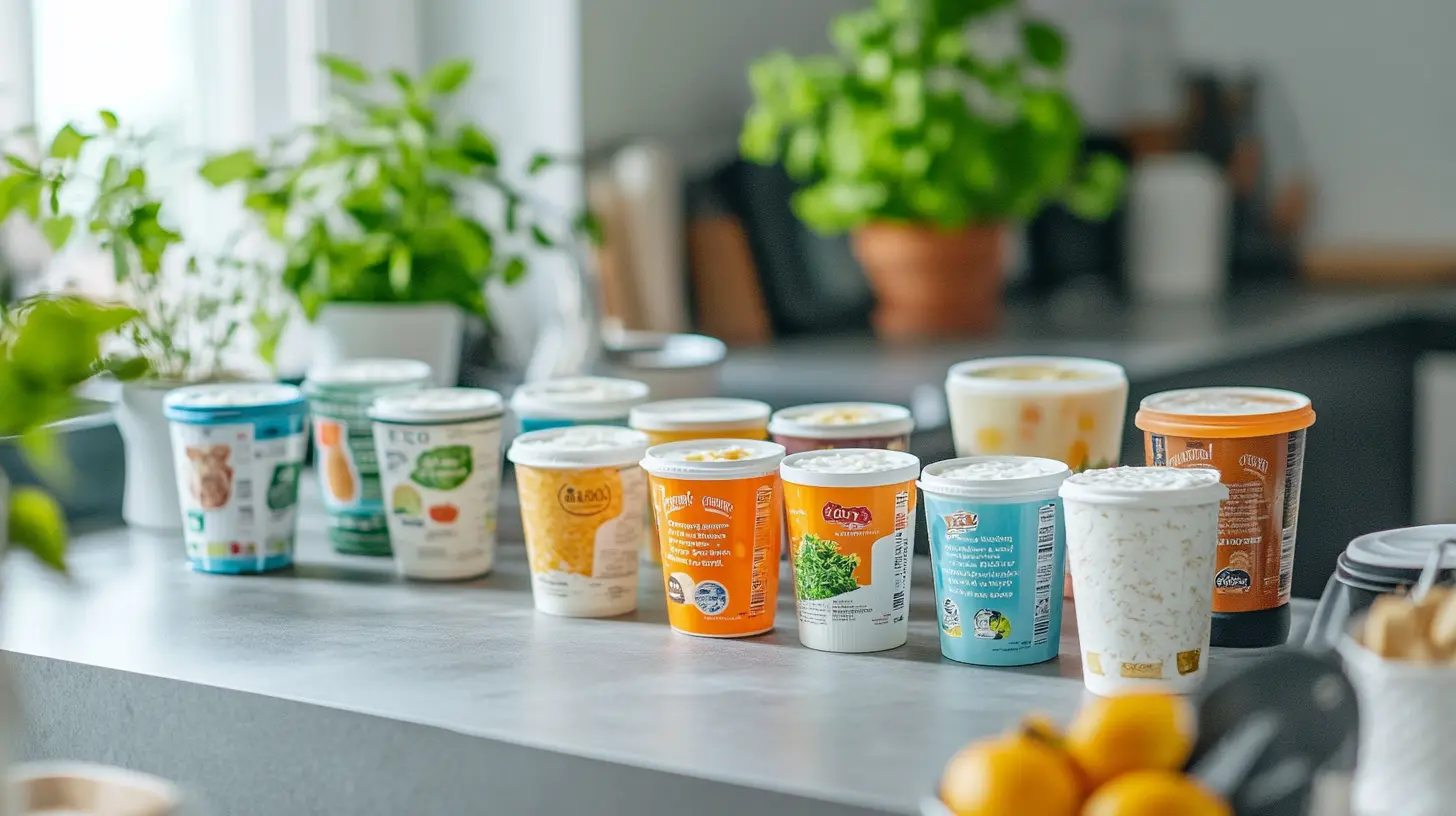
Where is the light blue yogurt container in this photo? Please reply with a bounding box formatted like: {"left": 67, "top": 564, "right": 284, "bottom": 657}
{"left": 919, "top": 456, "right": 1071, "bottom": 666}
{"left": 163, "top": 383, "right": 309, "bottom": 574}
{"left": 509, "top": 377, "right": 650, "bottom": 434}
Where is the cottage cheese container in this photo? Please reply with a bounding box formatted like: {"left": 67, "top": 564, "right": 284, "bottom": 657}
{"left": 370, "top": 387, "right": 505, "bottom": 581}
{"left": 769, "top": 402, "right": 915, "bottom": 455}
{"left": 1059, "top": 466, "right": 1228, "bottom": 695}
{"left": 163, "top": 383, "right": 309, "bottom": 574}
{"left": 303, "top": 358, "right": 433, "bottom": 556}
{"left": 781, "top": 449, "right": 921, "bottom": 653}
{"left": 508, "top": 426, "right": 649, "bottom": 617}
{"left": 509, "top": 376, "right": 650, "bottom": 433}
{"left": 919, "top": 456, "right": 1071, "bottom": 666}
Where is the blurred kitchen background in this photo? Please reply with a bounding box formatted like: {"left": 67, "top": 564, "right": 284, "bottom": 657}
{"left": 2, "top": 0, "right": 1455, "bottom": 600}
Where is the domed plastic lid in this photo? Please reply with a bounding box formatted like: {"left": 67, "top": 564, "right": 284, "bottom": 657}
{"left": 641, "top": 438, "right": 784, "bottom": 480}
{"left": 509, "top": 377, "right": 650, "bottom": 421}
{"left": 780, "top": 449, "right": 921, "bottom": 488}
{"left": 629, "top": 398, "right": 771, "bottom": 432}
{"left": 507, "top": 425, "right": 649, "bottom": 470}
{"left": 164, "top": 383, "right": 306, "bottom": 422}
{"left": 1137, "top": 387, "right": 1315, "bottom": 438}
{"left": 768, "top": 402, "right": 914, "bottom": 440}
{"left": 919, "top": 456, "right": 1070, "bottom": 499}
{"left": 946, "top": 356, "right": 1127, "bottom": 394}
{"left": 303, "top": 358, "right": 433, "bottom": 392}
{"left": 1059, "top": 466, "right": 1228, "bottom": 508}
{"left": 1345, "top": 525, "right": 1456, "bottom": 573}
{"left": 370, "top": 387, "right": 504, "bottom": 424}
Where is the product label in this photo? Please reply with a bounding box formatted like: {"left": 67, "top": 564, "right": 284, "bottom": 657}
{"left": 1148, "top": 431, "right": 1304, "bottom": 612}
{"left": 648, "top": 472, "right": 779, "bottom": 637}
{"left": 638, "top": 427, "right": 769, "bottom": 567}
{"left": 171, "top": 417, "right": 306, "bottom": 572}
{"left": 516, "top": 463, "right": 642, "bottom": 614}
{"left": 375, "top": 420, "right": 502, "bottom": 579}
{"left": 313, "top": 403, "right": 390, "bottom": 553}
{"left": 923, "top": 493, "right": 1065, "bottom": 666}
{"left": 784, "top": 481, "right": 915, "bottom": 647}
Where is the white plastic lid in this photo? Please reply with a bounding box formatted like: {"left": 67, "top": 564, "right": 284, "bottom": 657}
{"left": 370, "top": 387, "right": 504, "bottom": 424}
{"left": 509, "top": 377, "right": 650, "bottom": 421}
{"left": 507, "top": 425, "right": 649, "bottom": 470}
{"left": 165, "top": 383, "right": 301, "bottom": 408}
{"left": 780, "top": 449, "right": 921, "bottom": 488}
{"left": 946, "top": 356, "right": 1127, "bottom": 394}
{"left": 629, "top": 398, "right": 771, "bottom": 432}
{"left": 768, "top": 402, "right": 915, "bottom": 440}
{"left": 304, "top": 358, "right": 433, "bottom": 388}
{"left": 1345, "top": 525, "right": 1456, "bottom": 572}
{"left": 1139, "top": 387, "right": 1312, "bottom": 417}
{"left": 919, "top": 456, "right": 1070, "bottom": 499}
{"left": 1059, "top": 466, "right": 1228, "bottom": 508}
{"left": 640, "top": 438, "right": 785, "bottom": 481}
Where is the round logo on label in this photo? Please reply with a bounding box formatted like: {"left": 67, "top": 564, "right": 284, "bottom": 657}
{"left": 693, "top": 581, "right": 729, "bottom": 615}
{"left": 557, "top": 480, "right": 613, "bottom": 516}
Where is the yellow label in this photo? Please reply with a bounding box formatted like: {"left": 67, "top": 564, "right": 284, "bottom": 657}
{"left": 1120, "top": 661, "right": 1164, "bottom": 680}
{"left": 1177, "top": 650, "right": 1202, "bottom": 676}
{"left": 516, "top": 465, "right": 624, "bottom": 576}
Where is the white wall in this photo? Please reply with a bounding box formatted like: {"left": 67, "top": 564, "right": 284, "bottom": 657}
{"left": 1172, "top": 0, "right": 1456, "bottom": 248}
{"left": 580, "top": 0, "right": 863, "bottom": 162}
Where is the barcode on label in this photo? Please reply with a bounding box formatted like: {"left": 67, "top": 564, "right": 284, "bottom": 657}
{"left": 749, "top": 485, "right": 772, "bottom": 616}
{"left": 235, "top": 480, "right": 253, "bottom": 501}
{"left": 1033, "top": 503, "right": 1056, "bottom": 645}
{"left": 892, "top": 491, "right": 910, "bottom": 609}
{"left": 1277, "top": 430, "right": 1306, "bottom": 602}
{"left": 238, "top": 507, "right": 254, "bottom": 533}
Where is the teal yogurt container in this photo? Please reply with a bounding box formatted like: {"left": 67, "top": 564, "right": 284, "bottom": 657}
{"left": 163, "top": 383, "right": 309, "bottom": 574}
{"left": 509, "top": 377, "right": 650, "bottom": 434}
{"left": 919, "top": 456, "right": 1071, "bottom": 666}
{"left": 303, "top": 359, "right": 433, "bottom": 556}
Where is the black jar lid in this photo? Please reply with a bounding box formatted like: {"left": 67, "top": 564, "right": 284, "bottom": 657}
{"left": 1338, "top": 525, "right": 1456, "bottom": 591}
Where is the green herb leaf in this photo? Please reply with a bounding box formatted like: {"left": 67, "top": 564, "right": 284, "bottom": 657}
{"left": 574, "top": 210, "right": 605, "bottom": 246}
{"left": 1021, "top": 20, "right": 1067, "bottom": 70}
{"left": 0, "top": 174, "right": 28, "bottom": 222}
{"left": 457, "top": 125, "right": 498, "bottom": 167}
{"left": 318, "top": 54, "right": 371, "bottom": 85}
{"left": 527, "top": 152, "right": 554, "bottom": 175}
{"left": 199, "top": 150, "right": 262, "bottom": 186}
{"left": 99, "top": 109, "right": 119, "bottom": 130}
{"left": 502, "top": 256, "right": 527, "bottom": 285}
{"left": 48, "top": 124, "right": 88, "bottom": 160}
{"left": 8, "top": 487, "right": 67, "bottom": 573}
{"left": 389, "top": 69, "right": 414, "bottom": 95}
{"left": 504, "top": 194, "right": 519, "bottom": 232}
{"left": 40, "top": 215, "right": 74, "bottom": 250}
{"left": 388, "top": 243, "right": 412, "bottom": 293}
{"left": 793, "top": 534, "right": 861, "bottom": 600}
{"left": 4, "top": 155, "right": 37, "bottom": 174}
{"left": 99, "top": 354, "right": 151, "bottom": 381}
{"left": 424, "top": 59, "right": 472, "bottom": 94}
{"left": 530, "top": 225, "right": 554, "bottom": 248}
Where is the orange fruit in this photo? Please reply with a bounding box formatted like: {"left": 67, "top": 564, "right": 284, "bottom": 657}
{"left": 1081, "top": 770, "right": 1231, "bottom": 816}
{"left": 1063, "top": 692, "right": 1195, "bottom": 788}
{"left": 940, "top": 719, "right": 1082, "bottom": 816}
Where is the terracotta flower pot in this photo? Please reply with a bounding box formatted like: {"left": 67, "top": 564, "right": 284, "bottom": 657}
{"left": 851, "top": 223, "right": 1005, "bottom": 339}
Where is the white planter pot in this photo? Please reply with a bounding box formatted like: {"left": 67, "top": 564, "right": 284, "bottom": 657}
{"left": 314, "top": 303, "right": 465, "bottom": 386}
{"left": 114, "top": 382, "right": 182, "bottom": 530}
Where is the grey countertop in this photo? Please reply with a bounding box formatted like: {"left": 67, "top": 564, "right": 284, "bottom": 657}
{"left": 2, "top": 504, "right": 1310, "bottom": 815}
{"left": 720, "top": 285, "right": 1456, "bottom": 407}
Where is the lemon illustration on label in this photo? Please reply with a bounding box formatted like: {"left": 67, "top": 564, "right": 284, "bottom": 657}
{"left": 392, "top": 484, "right": 422, "bottom": 516}
{"left": 942, "top": 597, "right": 963, "bottom": 638}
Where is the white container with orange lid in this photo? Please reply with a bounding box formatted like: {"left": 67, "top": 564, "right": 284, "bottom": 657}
{"left": 1136, "top": 387, "right": 1316, "bottom": 648}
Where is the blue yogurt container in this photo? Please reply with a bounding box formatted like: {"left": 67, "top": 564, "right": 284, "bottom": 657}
{"left": 163, "top": 383, "right": 310, "bottom": 574}
{"left": 919, "top": 456, "right": 1071, "bottom": 666}
{"left": 509, "top": 377, "right": 650, "bottom": 434}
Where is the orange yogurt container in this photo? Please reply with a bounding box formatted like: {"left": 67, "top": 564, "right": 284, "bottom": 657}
{"left": 629, "top": 398, "right": 771, "bottom": 564}
{"left": 780, "top": 449, "right": 921, "bottom": 653}
{"left": 1136, "top": 387, "right": 1316, "bottom": 648}
{"left": 640, "top": 439, "right": 785, "bottom": 637}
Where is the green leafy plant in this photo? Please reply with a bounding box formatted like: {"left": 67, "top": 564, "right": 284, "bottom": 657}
{"left": 740, "top": 0, "right": 1124, "bottom": 233}
{"left": 200, "top": 55, "right": 598, "bottom": 322}
{"left": 0, "top": 295, "right": 140, "bottom": 570}
{"left": 794, "top": 533, "right": 862, "bottom": 600}
{"left": 0, "top": 112, "right": 275, "bottom": 381}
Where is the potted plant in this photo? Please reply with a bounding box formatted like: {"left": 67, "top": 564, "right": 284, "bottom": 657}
{"left": 200, "top": 55, "right": 597, "bottom": 385}
{"left": 740, "top": 0, "right": 1124, "bottom": 338}
{"left": 1, "top": 113, "right": 278, "bottom": 529}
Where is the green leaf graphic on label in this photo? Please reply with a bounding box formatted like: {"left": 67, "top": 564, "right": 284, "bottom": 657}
{"left": 410, "top": 445, "right": 473, "bottom": 491}
{"left": 392, "top": 484, "right": 422, "bottom": 515}
{"left": 794, "top": 533, "right": 861, "bottom": 600}
{"left": 268, "top": 463, "right": 302, "bottom": 510}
